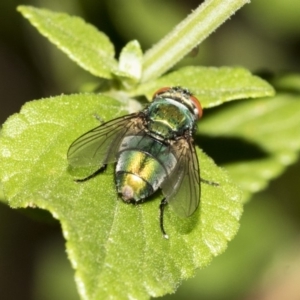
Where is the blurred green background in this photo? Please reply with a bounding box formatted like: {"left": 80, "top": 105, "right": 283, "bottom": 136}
{"left": 1, "top": 0, "right": 300, "bottom": 299}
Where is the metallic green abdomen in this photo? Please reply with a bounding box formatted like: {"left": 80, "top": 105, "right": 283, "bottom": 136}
{"left": 116, "top": 135, "right": 177, "bottom": 201}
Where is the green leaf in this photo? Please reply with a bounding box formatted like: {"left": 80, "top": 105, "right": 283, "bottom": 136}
{"left": 198, "top": 93, "right": 300, "bottom": 202}
{"left": 17, "top": 6, "right": 118, "bottom": 79}
{"left": 117, "top": 40, "right": 143, "bottom": 85}
{"left": 0, "top": 94, "right": 242, "bottom": 299}
{"left": 133, "top": 66, "right": 275, "bottom": 108}
{"left": 272, "top": 73, "right": 300, "bottom": 93}
{"left": 0, "top": 182, "right": 6, "bottom": 203}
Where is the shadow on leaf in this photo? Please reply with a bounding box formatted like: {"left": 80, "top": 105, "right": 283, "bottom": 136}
{"left": 195, "top": 134, "right": 269, "bottom": 165}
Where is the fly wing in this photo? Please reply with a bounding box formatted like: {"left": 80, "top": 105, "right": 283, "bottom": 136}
{"left": 67, "top": 113, "right": 141, "bottom": 168}
{"left": 161, "top": 138, "right": 200, "bottom": 218}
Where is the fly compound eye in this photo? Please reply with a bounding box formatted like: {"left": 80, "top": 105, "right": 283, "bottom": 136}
{"left": 152, "top": 87, "right": 170, "bottom": 99}
{"left": 190, "top": 95, "right": 203, "bottom": 119}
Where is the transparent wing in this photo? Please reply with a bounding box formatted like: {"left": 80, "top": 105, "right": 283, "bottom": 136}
{"left": 67, "top": 113, "right": 140, "bottom": 168}
{"left": 161, "top": 138, "right": 200, "bottom": 218}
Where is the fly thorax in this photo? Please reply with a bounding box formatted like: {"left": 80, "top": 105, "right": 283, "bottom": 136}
{"left": 146, "top": 98, "right": 195, "bottom": 139}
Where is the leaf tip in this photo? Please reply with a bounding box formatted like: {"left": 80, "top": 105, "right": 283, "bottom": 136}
{"left": 17, "top": 5, "right": 31, "bottom": 14}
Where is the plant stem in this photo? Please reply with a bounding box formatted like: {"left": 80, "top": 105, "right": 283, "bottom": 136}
{"left": 141, "top": 0, "right": 250, "bottom": 83}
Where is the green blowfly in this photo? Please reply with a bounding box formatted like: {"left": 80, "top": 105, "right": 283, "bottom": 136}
{"left": 67, "top": 87, "right": 218, "bottom": 238}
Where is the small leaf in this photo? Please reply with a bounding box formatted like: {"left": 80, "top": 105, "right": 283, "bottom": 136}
{"left": 117, "top": 40, "right": 143, "bottom": 85}
{"left": 17, "top": 6, "right": 118, "bottom": 79}
{"left": 133, "top": 66, "right": 275, "bottom": 107}
{"left": 0, "top": 94, "right": 242, "bottom": 299}
{"left": 198, "top": 93, "right": 300, "bottom": 202}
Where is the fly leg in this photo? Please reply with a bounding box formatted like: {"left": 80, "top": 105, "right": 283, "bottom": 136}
{"left": 159, "top": 198, "right": 169, "bottom": 239}
{"left": 201, "top": 178, "right": 219, "bottom": 186}
{"left": 75, "top": 165, "right": 107, "bottom": 182}
{"left": 93, "top": 113, "right": 105, "bottom": 124}
{"left": 159, "top": 180, "right": 218, "bottom": 240}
